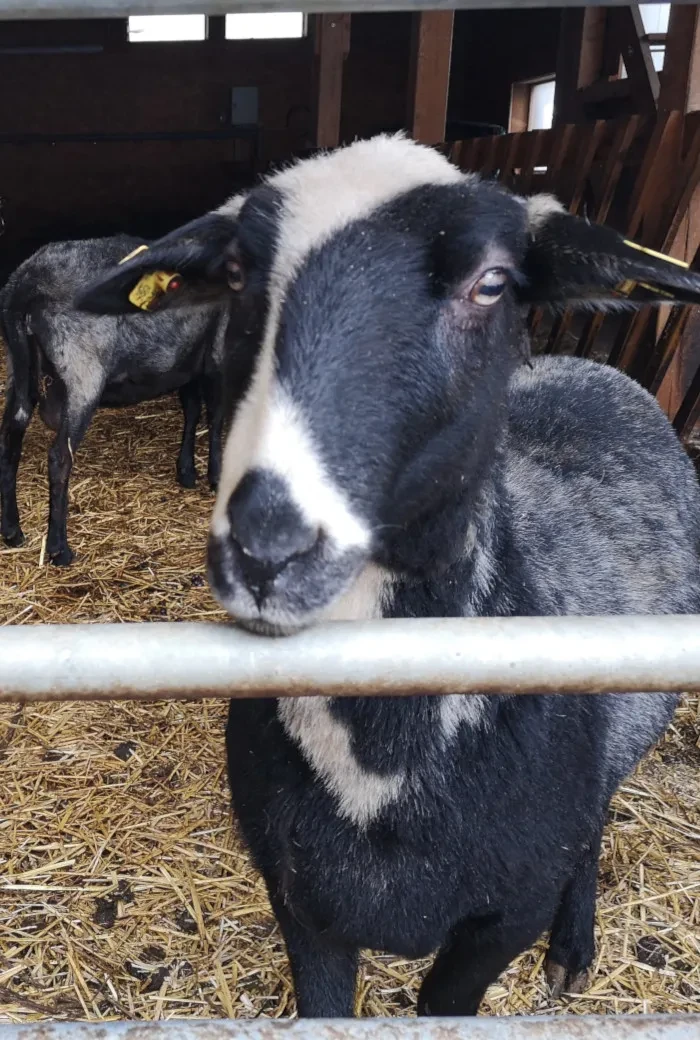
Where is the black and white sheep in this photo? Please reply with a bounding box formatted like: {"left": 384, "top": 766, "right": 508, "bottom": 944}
{"left": 0, "top": 235, "right": 230, "bottom": 565}
{"left": 79, "top": 135, "right": 700, "bottom": 1017}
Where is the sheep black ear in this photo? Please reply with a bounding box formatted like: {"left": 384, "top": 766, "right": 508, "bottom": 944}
{"left": 75, "top": 212, "right": 241, "bottom": 315}
{"left": 518, "top": 195, "right": 700, "bottom": 309}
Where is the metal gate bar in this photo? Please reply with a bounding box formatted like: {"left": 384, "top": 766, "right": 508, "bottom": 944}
{"left": 0, "top": 1017, "right": 698, "bottom": 1039}
{"left": 1, "top": 615, "right": 700, "bottom": 703}
{"left": 2, "top": 0, "right": 696, "bottom": 20}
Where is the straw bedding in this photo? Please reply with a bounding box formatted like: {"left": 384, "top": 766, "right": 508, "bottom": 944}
{"left": 0, "top": 357, "right": 698, "bottom": 1022}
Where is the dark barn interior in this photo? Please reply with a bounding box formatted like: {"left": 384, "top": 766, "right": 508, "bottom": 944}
{"left": 0, "top": 8, "right": 562, "bottom": 281}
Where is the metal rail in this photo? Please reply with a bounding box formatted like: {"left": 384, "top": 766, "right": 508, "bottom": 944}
{"left": 0, "top": 1017, "right": 698, "bottom": 1040}
{"left": 1, "top": 615, "right": 700, "bottom": 703}
{"left": 1, "top": 0, "right": 699, "bottom": 19}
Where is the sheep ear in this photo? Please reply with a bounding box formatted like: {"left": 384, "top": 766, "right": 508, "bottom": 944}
{"left": 518, "top": 194, "right": 700, "bottom": 309}
{"left": 75, "top": 213, "right": 240, "bottom": 315}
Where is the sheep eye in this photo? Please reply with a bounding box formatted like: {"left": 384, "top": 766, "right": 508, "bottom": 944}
{"left": 226, "top": 259, "right": 245, "bottom": 292}
{"left": 470, "top": 269, "right": 509, "bottom": 306}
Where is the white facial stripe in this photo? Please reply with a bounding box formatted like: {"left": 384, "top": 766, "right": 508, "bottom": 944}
{"left": 213, "top": 379, "right": 370, "bottom": 552}
{"left": 211, "top": 334, "right": 275, "bottom": 538}
{"left": 261, "top": 387, "right": 370, "bottom": 550}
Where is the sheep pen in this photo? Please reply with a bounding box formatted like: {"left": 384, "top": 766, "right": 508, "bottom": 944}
{"left": 0, "top": 354, "right": 698, "bottom": 1023}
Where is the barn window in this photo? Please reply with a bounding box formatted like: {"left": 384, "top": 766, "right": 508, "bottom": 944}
{"left": 510, "top": 78, "right": 555, "bottom": 134}
{"left": 128, "top": 15, "right": 207, "bottom": 42}
{"left": 528, "top": 79, "right": 555, "bottom": 131}
{"left": 640, "top": 3, "right": 668, "bottom": 71}
{"left": 225, "top": 13, "right": 305, "bottom": 39}
{"left": 640, "top": 3, "right": 670, "bottom": 35}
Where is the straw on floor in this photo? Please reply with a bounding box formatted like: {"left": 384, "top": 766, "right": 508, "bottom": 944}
{"left": 0, "top": 359, "right": 698, "bottom": 1022}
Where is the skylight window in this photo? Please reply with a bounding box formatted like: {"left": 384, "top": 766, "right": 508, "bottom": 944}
{"left": 128, "top": 15, "right": 206, "bottom": 42}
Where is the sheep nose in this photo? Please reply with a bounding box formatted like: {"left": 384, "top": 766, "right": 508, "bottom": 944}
{"left": 226, "top": 469, "right": 319, "bottom": 603}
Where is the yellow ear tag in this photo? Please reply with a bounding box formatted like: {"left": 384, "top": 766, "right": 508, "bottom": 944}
{"left": 614, "top": 241, "right": 691, "bottom": 299}
{"left": 117, "top": 244, "right": 183, "bottom": 311}
{"left": 622, "top": 240, "right": 690, "bottom": 269}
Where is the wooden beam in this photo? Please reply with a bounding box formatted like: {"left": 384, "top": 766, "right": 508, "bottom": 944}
{"left": 553, "top": 8, "right": 606, "bottom": 124}
{"left": 314, "top": 13, "right": 350, "bottom": 151}
{"left": 658, "top": 4, "right": 700, "bottom": 114}
{"left": 407, "top": 11, "right": 454, "bottom": 145}
{"left": 608, "top": 5, "right": 659, "bottom": 114}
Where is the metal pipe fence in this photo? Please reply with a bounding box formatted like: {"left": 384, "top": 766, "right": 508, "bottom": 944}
{"left": 1, "top": 614, "right": 699, "bottom": 1038}
{"left": 1, "top": 614, "right": 700, "bottom": 703}
{"left": 0, "top": 1016, "right": 698, "bottom": 1040}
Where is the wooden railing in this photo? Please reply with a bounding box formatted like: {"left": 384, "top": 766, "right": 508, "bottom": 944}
{"left": 449, "top": 112, "right": 700, "bottom": 442}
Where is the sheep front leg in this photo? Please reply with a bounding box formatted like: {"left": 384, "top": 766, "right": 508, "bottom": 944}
{"left": 417, "top": 915, "right": 540, "bottom": 1016}
{"left": 46, "top": 401, "right": 96, "bottom": 566}
{"left": 271, "top": 896, "right": 359, "bottom": 1018}
{"left": 177, "top": 380, "right": 202, "bottom": 488}
{"left": 202, "top": 372, "right": 222, "bottom": 491}
{"left": 0, "top": 386, "right": 34, "bottom": 547}
{"left": 545, "top": 826, "right": 603, "bottom": 997}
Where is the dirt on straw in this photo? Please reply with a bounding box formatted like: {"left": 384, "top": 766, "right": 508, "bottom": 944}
{"left": 0, "top": 357, "right": 698, "bottom": 1022}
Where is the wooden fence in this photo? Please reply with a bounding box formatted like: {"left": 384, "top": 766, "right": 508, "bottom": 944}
{"left": 449, "top": 112, "right": 700, "bottom": 442}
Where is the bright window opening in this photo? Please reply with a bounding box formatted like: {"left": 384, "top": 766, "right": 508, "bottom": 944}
{"left": 225, "top": 13, "right": 304, "bottom": 39}
{"left": 528, "top": 80, "right": 555, "bottom": 131}
{"left": 650, "top": 46, "right": 666, "bottom": 72}
{"left": 640, "top": 3, "right": 670, "bottom": 35}
{"left": 128, "top": 15, "right": 207, "bottom": 42}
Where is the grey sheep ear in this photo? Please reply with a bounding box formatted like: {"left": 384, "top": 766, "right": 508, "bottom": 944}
{"left": 75, "top": 213, "right": 241, "bottom": 315}
{"left": 518, "top": 194, "right": 700, "bottom": 310}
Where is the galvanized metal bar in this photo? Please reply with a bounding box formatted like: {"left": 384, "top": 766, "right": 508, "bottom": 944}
{"left": 1, "top": 0, "right": 698, "bottom": 19}
{"left": 0, "top": 1017, "right": 698, "bottom": 1040}
{"left": 1, "top": 615, "right": 700, "bottom": 703}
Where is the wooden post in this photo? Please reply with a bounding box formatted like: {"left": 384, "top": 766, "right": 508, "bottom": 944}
{"left": 315, "top": 14, "right": 351, "bottom": 151}
{"left": 407, "top": 12, "right": 454, "bottom": 145}
{"left": 553, "top": 8, "right": 606, "bottom": 124}
{"left": 658, "top": 4, "right": 700, "bottom": 114}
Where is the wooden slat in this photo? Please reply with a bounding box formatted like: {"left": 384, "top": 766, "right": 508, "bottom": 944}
{"left": 407, "top": 11, "right": 454, "bottom": 146}
{"left": 626, "top": 111, "right": 683, "bottom": 240}
{"left": 544, "top": 117, "right": 641, "bottom": 357}
{"left": 541, "top": 123, "right": 577, "bottom": 194}
{"left": 658, "top": 4, "right": 700, "bottom": 115}
{"left": 498, "top": 132, "right": 524, "bottom": 188}
{"left": 658, "top": 122, "right": 700, "bottom": 253}
{"left": 673, "top": 361, "right": 700, "bottom": 439}
{"left": 454, "top": 139, "right": 476, "bottom": 171}
{"left": 574, "top": 312, "right": 606, "bottom": 360}
{"left": 594, "top": 115, "right": 642, "bottom": 224}
{"left": 530, "top": 123, "right": 596, "bottom": 344}
{"left": 482, "top": 133, "right": 506, "bottom": 178}
{"left": 645, "top": 306, "right": 692, "bottom": 396}
{"left": 315, "top": 13, "right": 350, "bottom": 150}
{"left": 568, "top": 119, "right": 607, "bottom": 215}
{"left": 517, "top": 130, "right": 548, "bottom": 196}
{"left": 608, "top": 121, "right": 700, "bottom": 376}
